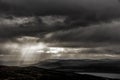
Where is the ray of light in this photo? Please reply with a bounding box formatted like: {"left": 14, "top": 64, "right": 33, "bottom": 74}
{"left": 19, "top": 43, "right": 47, "bottom": 65}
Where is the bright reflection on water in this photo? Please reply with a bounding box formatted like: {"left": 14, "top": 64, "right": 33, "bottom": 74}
{"left": 79, "top": 73, "right": 120, "bottom": 79}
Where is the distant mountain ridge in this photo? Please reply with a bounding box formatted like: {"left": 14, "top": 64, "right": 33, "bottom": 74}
{"left": 36, "top": 59, "right": 120, "bottom": 73}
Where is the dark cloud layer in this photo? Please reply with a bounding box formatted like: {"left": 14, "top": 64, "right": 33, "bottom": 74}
{"left": 1, "top": 0, "right": 120, "bottom": 23}
{"left": 0, "top": 0, "right": 120, "bottom": 47}
{"left": 0, "top": 0, "right": 120, "bottom": 28}
{"left": 45, "top": 20, "right": 120, "bottom": 41}
{"left": 1, "top": 16, "right": 120, "bottom": 48}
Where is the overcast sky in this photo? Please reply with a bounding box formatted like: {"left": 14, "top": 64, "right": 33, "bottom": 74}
{"left": 0, "top": 0, "right": 120, "bottom": 66}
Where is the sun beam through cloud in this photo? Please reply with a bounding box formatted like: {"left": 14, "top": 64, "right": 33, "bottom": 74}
{"left": 19, "top": 43, "right": 47, "bottom": 65}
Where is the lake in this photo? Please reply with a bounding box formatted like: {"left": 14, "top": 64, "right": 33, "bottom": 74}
{"left": 78, "top": 72, "right": 120, "bottom": 79}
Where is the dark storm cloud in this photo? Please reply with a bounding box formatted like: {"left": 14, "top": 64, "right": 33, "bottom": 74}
{"left": 0, "top": 0, "right": 120, "bottom": 47}
{"left": 1, "top": 16, "right": 120, "bottom": 47}
{"left": 44, "top": 20, "right": 120, "bottom": 47}
{"left": 1, "top": 0, "right": 120, "bottom": 25}
{"left": 0, "top": 0, "right": 86, "bottom": 16}
{"left": 0, "top": 16, "right": 67, "bottom": 39}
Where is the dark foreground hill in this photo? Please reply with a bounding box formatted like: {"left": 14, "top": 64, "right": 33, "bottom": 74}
{"left": 0, "top": 65, "right": 119, "bottom": 80}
